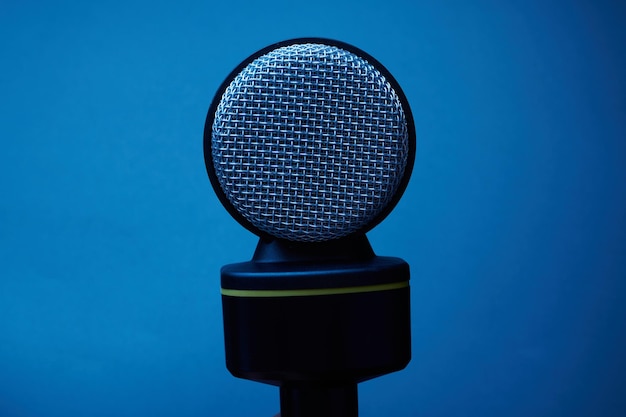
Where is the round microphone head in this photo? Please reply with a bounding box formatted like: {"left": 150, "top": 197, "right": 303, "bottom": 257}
{"left": 204, "top": 38, "right": 415, "bottom": 242}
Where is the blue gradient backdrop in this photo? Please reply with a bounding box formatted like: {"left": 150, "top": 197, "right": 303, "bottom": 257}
{"left": 1, "top": 1, "right": 625, "bottom": 416}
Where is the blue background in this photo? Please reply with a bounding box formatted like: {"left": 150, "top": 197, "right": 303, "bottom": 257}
{"left": 1, "top": 0, "right": 625, "bottom": 416}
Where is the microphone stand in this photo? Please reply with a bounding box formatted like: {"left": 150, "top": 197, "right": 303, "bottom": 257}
{"left": 220, "top": 234, "right": 411, "bottom": 417}
{"left": 280, "top": 383, "right": 357, "bottom": 417}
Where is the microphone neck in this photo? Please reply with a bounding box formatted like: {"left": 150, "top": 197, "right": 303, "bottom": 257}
{"left": 251, "top": 234, "right": 375, "bottom": 264}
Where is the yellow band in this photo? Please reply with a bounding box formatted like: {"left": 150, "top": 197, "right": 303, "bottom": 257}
{"left": 221, "top": 281, "right": 408, "bottom": 298}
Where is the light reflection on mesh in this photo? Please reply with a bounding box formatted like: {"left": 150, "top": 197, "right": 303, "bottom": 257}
{"left": 212, "top": 43, "right": 409, "bottom": 242}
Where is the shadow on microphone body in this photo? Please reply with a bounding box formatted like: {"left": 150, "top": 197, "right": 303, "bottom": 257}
{"left": 204, "top": 38, "right": 416, "bottom": 417}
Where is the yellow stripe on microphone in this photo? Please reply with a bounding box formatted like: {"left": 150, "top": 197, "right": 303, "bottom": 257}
{"left": 221, "top": 281, "right": 408, "bottom": 298}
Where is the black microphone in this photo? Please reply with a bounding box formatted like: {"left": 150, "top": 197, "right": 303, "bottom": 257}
{"left": 204, "top": 38, "right": 416, "bottom": 417}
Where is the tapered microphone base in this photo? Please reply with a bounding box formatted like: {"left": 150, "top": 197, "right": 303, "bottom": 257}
{"left": 220, "top": 236, "right": 411, "bottom": 416}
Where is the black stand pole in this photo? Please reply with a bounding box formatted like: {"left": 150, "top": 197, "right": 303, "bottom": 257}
{"left": 280, "top": 383, "right": 358, "bottom": 417}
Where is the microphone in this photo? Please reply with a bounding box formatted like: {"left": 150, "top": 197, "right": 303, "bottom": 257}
{"left": 204, "top": 38, "right": 416, "bottom": 417}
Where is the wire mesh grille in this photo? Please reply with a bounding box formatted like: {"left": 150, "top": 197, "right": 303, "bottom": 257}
{"left": 211, "top": 43, "right": 409, "bottom": 242}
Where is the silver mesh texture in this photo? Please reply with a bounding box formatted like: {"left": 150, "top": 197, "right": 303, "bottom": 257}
{"left": 211, "top": 43, "right": 409, "bottom": 242}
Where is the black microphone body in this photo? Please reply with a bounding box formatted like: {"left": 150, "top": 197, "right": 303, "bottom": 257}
{"left": 221, "top": 236, "right": 410, "bottom": 417}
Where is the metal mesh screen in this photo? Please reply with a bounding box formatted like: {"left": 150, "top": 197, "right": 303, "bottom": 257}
{"left": 211, "top": 43, "right": 409, "bottom": 242}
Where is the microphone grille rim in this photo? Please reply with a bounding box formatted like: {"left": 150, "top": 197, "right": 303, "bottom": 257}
{"left": 204, "top": 38, "right": 416, "bottom": 242}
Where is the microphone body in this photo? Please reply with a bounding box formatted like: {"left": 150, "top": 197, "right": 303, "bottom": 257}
{"left": 221, "top": 237, "right": 410, "bottom": 417}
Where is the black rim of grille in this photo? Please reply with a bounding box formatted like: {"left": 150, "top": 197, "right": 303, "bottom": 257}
{"left": 203, "top": 37, "right": 416, "bottom": 242}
